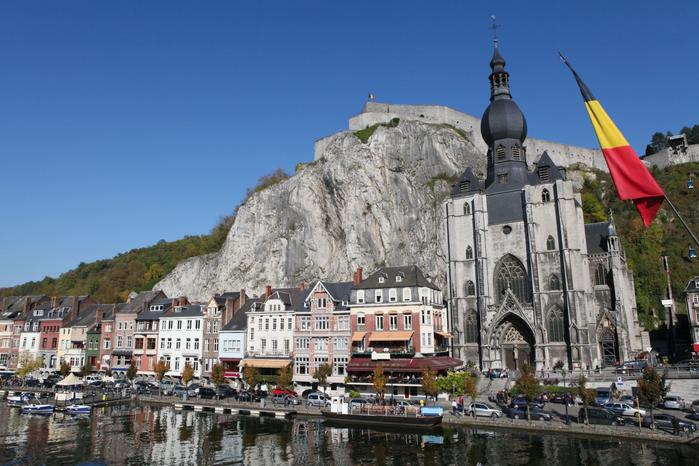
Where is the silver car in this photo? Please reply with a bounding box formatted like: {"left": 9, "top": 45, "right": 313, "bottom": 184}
{"left": 663, "top": 396, "right": 686, "bottom": 410}
{"left": 468, "top": 402, "right": 503, "bottom": 418}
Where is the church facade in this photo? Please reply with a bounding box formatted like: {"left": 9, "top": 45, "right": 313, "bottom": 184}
{"left": 444, "top": 46, "right": 646, "bottom": 371}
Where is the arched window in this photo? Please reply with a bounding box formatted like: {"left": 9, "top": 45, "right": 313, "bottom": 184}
{"left": 594, "top": 263, "right": 607, "bottom": 286}
{"left": 542, "top": 189, "right": 551, "bottom": 203}
{"left": 495, "top": 254, "right": 529, "bottom": 304}
{"left": 465, "top": 246, "right": 473, "bottom": 259}
{"left": 512, "top": 144, "right": 521, "bottom": 160}
{"left": 496, "top": 145, "right": 506, "bottom": 160}
{"left": 549, "top": 274, "right": 561, "bottom": 291}
{"left": 547, "top": 307, "right": 565, "bottom": 342}
{"left": 546, "top": 235, "right": 556, "bottom": 251}
{"left": 464, "top": 310, "right": 478, "bottom": 343}
{"left": 463, "top": 202, "right": 471, "bottom": 215}
{"left": 465, "top": 280, "right": 476, "bottom": 296}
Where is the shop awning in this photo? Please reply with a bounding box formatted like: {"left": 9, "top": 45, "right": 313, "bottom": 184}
{"left": 352, "top": 332, "right": 367, "bottom": 342}
{"left": 368, "top": 331, "right": 413, "bottom": 342}
{"left": 240, "top": 359, "right": 291, "bottom": 369}
{"left": 224, "top": 371, "right": 241, "bottom": 378}
{"left": 347, "top": 356, "right": 463, "bottom": 373}
{"left": 693, "top": 344, "right": 699, "bottom": 353}
{"left": 435, "top": 331, "right": 453, "bottom": 339}
{"left": 219, "top": 358, "right": 241, "bottom": 363}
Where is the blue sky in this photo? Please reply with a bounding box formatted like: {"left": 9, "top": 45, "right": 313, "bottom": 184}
{"left": 2, "top": 1, "right": 698, "bottom": 287}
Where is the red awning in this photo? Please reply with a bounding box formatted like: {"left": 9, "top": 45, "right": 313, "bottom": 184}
{"left": 346, "top": 356, "right": 463, "bottom": 373}
{"left": 219, "top": 358, "right": 241, "bottom": 363}
{"left": 693, "top": 344, "right": 699, "bottom": 352}
{"left": 224, "top": 372, "right": 241, "bottom": 378}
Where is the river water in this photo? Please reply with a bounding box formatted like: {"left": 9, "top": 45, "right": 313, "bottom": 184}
{"left": 0, "top": 403, "right": 696, "bottom": 465}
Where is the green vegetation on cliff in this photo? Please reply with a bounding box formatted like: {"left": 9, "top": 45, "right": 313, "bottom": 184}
{"left": 581, "top": 162, "right": 699, "bottom": 329}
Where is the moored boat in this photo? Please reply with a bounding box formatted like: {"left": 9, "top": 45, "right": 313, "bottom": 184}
{"left": 321, "top": 399, "right": 443, "bottom": 428}
{"left": 7, "top": 393, "right": 35, "bottom": 407}
{"left": 21, "top": 404, "right": 55, "bottom": 415}
{"left": 65, "top": 404, "right": 91, "bottom": 415}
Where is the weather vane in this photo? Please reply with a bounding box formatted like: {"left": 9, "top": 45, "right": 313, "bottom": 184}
{"left": 489, "top": 15, "right": 500, "bottom": 48}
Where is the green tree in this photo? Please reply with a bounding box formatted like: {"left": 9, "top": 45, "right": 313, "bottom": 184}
{"left": 645, "top": 131, "right": 670, "bottom": 156}
{"left": 421, "top": 368, "right": 439, "bottom": 405}
{"left": 59, "top": 360, "right": 71, "bottom": 377}
{"left": 637, "top": 366, "right": 663, "bottom": 429}
{"left": 313, "top": 363, "right": 332, "bottom": 394}
{"left": 243, "top": 366, "right": 260, "bottom": 391}
{"left": 577, "top": 374, "right": 596, "bottom": 425}
{"left": 464, "top": 373, "right": 479, "bottom": 406}
{"left": 372, "top": 366, "right": 386, "bottom": 400}
{"left": 211, "top": 363, "right": 226, "bottom": 387}
{"left": 154, "top": 359, "right": 170, "bottom": 395}
{"left": 182, "top": 363, "right": 195, "bottom": 386}
{"left": 16, "top": 352, "right": 43, "bottom": 378}
{"left": 513, "top": 365, "right": 541, "bottom": 422}
{"left": 278, "top": 364, "right": 293, "bottom": 390}
{"left": 126, "top": 359, "right": 138, "bottom": 381}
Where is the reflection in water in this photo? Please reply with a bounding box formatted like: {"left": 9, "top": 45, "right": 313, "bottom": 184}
{"left": 0, "top": 403, "right": 696, "bottom": 465}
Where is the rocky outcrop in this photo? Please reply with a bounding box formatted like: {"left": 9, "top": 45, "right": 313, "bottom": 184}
{"left": 156, "top": 107, "right": 601, "bottom": 301}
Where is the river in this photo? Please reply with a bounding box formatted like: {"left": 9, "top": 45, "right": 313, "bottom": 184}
{"left": 0, "top": 403, "right": 696, "bottom": 465}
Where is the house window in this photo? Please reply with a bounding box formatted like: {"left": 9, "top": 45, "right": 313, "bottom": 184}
{"left": 466, "top": 246, "right": 473, "bottom": 259}
{"left": 249, "top": 328, "right": 254, "bottom": 341}
{"left": 261, "top": 339, "right": 267, "bottom": 352}
{"left": 402, "top": 288, "right": 412, "bottom": 301}
{"left": 396, "top": 275, "right": 403, "bottom": 282}
{"left": 315, "top": 316, "right": 329, "bottom": 330}
{"left": 466, "top": 280, "right": 476, "bottom": 296}
{"left": 375, "top": 290, "right": 383, "bottom": 303}
{"left": 333, "top": 357, "right": 348, "bottom": 376}
{"left": 317, "top": 298, "right": 327, "bottom": 309}
{"left": 375, "top": 315, "right": 384, "bottom": 331}
{"left": 464, "top": 311, "right": 478, "bottom": 343}
{"left": 404, "top": 314, "right": 412, "bottom": 330}
{"left": 314, "top": 338, "right": 328, "bottom": 351}
{"left": 117, "top": 336, "right": 123, "bottom": 348}
{"left": 195, "top": 320, "right": 201, "bottom": 330}
{"left": 272, "top": 340, "right": 278, "bottom": 353}
{"left": 547, "top": 235, "right": 556, "bottom": 250}
{"left": 300, "top": 316, "right": 311, "bottom": 331}
{"left": 337, "top": 316, "right": 350, "bottom": 330}
{"left": 389, "top": 314, "right": 398, "bottom": 330}
{"left": 547, "top": 307, "right": 565, "bottom": 342}
{"left": 357, "top": 313, "right": 365, "bottom": 327}
{"left": 127, "top": 336, "right": 132, "bottom": 348}
{"left": 105, "top": 339, "right": 111, "bottom": 350}
{"left": 280, "top": 318, "right": 285, "bottom": 330}
{"left": 265, "top": 319, "right": 269, "bottom": 331}
{"left": 542, "top": 189, "right": 551, "bottom": 202}
{"left": 176, "top": 338, "right": 181, "bottom": 349}
{"left": 378, "top": 276, "right": 385, "bottom": 284}
{"left": 284, "top": 339, "right": 289, "bottom": 354}
{"left": 272, "top": 318, "right": 277, "bottom": 331}
{"left": 333, "top": 337, "right": 348, "bottom": 350}
{"left": 389, "top": 289, "right": 397, "bottom": 302}
{"left": 177, "top": 321, "right": 182, "bottom": 330}
{"left": 357, "top": 290, "right": 365, "bottom": 304}
{"left": 194, "top": 338, "right": 200, "bottom": 350}
{"left": 296, "top": 337, "right": 310, "bottom": 350}
{"left": 463, "top": 202, "right": 471, "bottom": 215}
{"left": 295, "top": 356, "right": 309, "bottom": 375}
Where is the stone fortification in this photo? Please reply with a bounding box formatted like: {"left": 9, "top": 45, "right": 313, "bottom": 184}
{"left": 322, "top": 102, "right": 607, "bottom": 172}
{"left": 642, "top": 143, "right": 699, "bottom": 169}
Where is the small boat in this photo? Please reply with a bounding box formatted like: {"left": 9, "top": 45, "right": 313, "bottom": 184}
{"left": 65, "top": 404, "right": 91, "bottom": 415}
{"left": 7, "top": 393, "right": 34, "bottom": 407}
{"left": 21, "top": 404, "right": 55, "bottom": 415}
{"left": 322, "top": 400, "right": 443, "bottom": 428}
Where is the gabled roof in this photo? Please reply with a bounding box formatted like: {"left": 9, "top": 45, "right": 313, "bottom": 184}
{"left": 530, "top": 151, "right": 565, "bottom": 184}
{"left": 213, "top": 291, "right": 242, "bottom": 306}
{"left": 222, "top": 298, "right": 264, "bottom": 331}
{"left": 353, "top": 265, "right": 440, "bottom": 291}
{"left": 451, "top": 168, "right": 483, "bottom": 197}
{"left": 265, "top": 288, "right": 306, "bottom": 311}
{"left": 303, "top": 280, "right": 353, "bottom": 311}
{"left": 137, "top": 299, "right": 173, "bottom": 321}
{"left": 65, "top": 304, "right": 115, "bottom": 328}
{"left": 120, "top": 290, "right": 166, "bottom": 313}
{"left": 585, "top": 222, "right": 610, "bottom": 254}
{"left": 161, "top": 304, "right": 203, "bottom": 319}
{"left": 684, "top": 277, "right": 699, "bottom": 293}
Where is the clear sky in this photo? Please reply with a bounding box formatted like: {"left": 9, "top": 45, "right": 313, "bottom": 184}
{"left": 2, "top": 1, "right": 698, "bottom": 287}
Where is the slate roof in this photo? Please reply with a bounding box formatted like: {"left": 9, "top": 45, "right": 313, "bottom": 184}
{"left": 684, "top": 277, "right": 699, "bottom": 292}
{"left": 162, "top": 304, "right": 203, "bottom": 319}
{"left": 213, "top": 291, "right": 242, "bottom": 306}
{"left": 585, "top": 222, "right": 611, "bottom": 254}
{"left": 302, "top": 280, "right": 353, "bottom": 311}
{"left": 353, "top": 265, "right": 440, "bottom": 291}
{"left": 266, "top": 288, "right": 306, "bottom": 311}
{"left": 65, "top": 304, "right": 115, "bottom": 328}
{"left": 120, "top": 290, "right": 165, "bottom": 313}
{"left": 137, "top": 298, "right": 173, "bottom": 321}
{"left": 221, "top": 298, "right": 264, "bottom": 332}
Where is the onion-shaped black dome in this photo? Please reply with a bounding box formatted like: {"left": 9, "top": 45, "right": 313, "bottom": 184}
{"left": 481, "top": 99, "right": 527, "bottom": 146}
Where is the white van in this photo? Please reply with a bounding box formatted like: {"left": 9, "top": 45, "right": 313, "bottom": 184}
{"left": 84, "top": 375, "right": 102, "bottom": 385}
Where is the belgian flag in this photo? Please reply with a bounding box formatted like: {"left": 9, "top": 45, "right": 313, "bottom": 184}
{"left": 560, "top": 53, "right": 665, "bottom": 226}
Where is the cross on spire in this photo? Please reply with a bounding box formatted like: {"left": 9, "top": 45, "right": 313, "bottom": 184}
{"left": 490, "top": 15, "right": 500, "bottom": 48}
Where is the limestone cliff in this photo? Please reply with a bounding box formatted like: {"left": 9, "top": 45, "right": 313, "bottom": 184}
{"left": 155, "top": 105, "right": 601, "bottom": 301}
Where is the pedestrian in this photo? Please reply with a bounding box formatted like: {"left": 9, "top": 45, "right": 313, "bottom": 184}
{"left": 451, "top": 399, "right": 458, "bottom": 415}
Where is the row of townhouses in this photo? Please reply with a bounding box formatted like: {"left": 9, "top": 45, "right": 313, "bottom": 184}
{"left": 1, "top": 266, "right": 463, "bottom": 397}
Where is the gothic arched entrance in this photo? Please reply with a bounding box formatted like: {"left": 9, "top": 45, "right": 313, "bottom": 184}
{"left": 491, "top": 314, "right": 535, "bottom": 370}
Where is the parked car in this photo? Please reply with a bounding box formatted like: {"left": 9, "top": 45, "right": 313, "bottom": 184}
{"left": 349, "top": 398, "right": 368, "bottom": 409}
{"left": 172, "top": 384, "right": 189, "bottom": 397}
{"left": 468, "top": 402, "right": 503, "bottom": 418}
{"left": 487, "top": 368, "right": 508, "bottom": 379}
{"left": 642, "top": 413, "right": 696, "bottom": 433}
{"left": 603, "top": 402, "right": 645, "bottom": 417}
{"left": 306, "top": 392, "right": 330, "bottom": 408}
{"left": 272, "top": 387, "right": 298, "bottom": 397}
{"left": 42, "top": 375, "right": 61, "bottom": 388}
{"left": 237, "top": 391, "right": 261, "bottom": 403}
{"left": 160, "top": 380, "right": 176, "bottom": 395}
{"left": 114, "top": 381, "right": 129, "bottom": 390}
{"left": 663, "top": 396, "right": 686, "bottom": 410}
{"left": 615, "top": 360, "right": 647, "bottom": 374}
{"left": 301, "top": 389, "right": 314, "bottom": 399}
{"left": 394, "top": 400, "right": 414, "bottom": 408}
{"left": 578, "top": 407, "right": 625, "bottom": 426}
{"left": 272, "top": 394, "right": 301, "bottom": 406}
{"left": 217, "top": 385, "right": 236, "bottom": 398}
{"left": 509, "top": 397, "right": 544, "bottom": 410}
{"left": 507, "top": 406, "right": 552, "bottom": 421}
{"left": 687, "top": 400, "right": 699, "bottom": 414}
{"left": 594, "top": 388, "right": 612, "bottom": 406}
{"left": 197, "top": 387, "right": 216, "bottom": 399}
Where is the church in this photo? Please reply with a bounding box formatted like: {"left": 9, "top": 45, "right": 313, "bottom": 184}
{"left": 444, "top": 46, "right": 646, "bottom": 371}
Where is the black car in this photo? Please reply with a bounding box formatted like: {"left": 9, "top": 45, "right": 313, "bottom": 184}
{"left": 24, "top": 378, "right": 41, "bottom": 388}
{"left": 198, "top": 387, "right": 216, "bottom": 399}
{"left": 237, "top": 391, "right": 261, "bottom": 402}
{"left": 507, "top": 406, "right": 553, "bottom": 421}
{"left": 509, "top": 397, "right": 544, "bottom": 410}
{"left": 42, "top": 376, "right": 61, "bottom": 388}
{"left": 217, "top": 385, "right": 236, "bottom": 398}
{"left": 642, "top": 413, "right": 697, "bottom": 433}
{"left": 578, "top": 407, "right": 625, "bottom": 426}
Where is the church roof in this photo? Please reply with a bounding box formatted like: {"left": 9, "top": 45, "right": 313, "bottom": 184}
{"left": 585, "top": 222, "right": 611, "bottom": 254}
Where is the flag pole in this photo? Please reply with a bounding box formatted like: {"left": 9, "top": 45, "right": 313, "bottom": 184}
{"left": 662, "top": 194, "right": 699, "bottom": 248}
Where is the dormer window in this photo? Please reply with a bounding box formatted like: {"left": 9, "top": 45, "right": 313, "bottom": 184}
{"left": 396, "top": 275, "right": 403, "bottom": 282}
{"left": 459, "top": 181, "right": 470, "bottom": 192}
{"left": 378, "top": 276, "right": 385, "bottom": 284}
{"left": 538, "top": 166, "right": 550, "bottom": 182}
{"left": 496, "top": 145, "right": 506, "bottom": 160}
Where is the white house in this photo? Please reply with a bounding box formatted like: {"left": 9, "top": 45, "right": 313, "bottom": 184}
{"left": 158, "top": 304, "right": 204, "bottom": 379}
{"left": 219, "top": 298, "right": 261, "bottom": 383}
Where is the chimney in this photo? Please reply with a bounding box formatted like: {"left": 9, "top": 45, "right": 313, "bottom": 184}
{"left": 179, "top": 296, "right": 188, "bottom": 307}
{"left": 224, "top": 298, "right": 235, "bottom": 326}
{"left": 299, "top": 282, "right": 306, "bottom": 292}
{"left": 265, "top": 285, "right": 273, "bottom": 299}
{"left": 171, "top": 298, "right": 177, "bottom": 309}
{"left": 24, "top": 297, "right": 32, "bottom": 313}
{"left": 51, "top": 296, "right": 59, "bottom": 308}
{"left": 353, "top": 267, "right": 364, "bottom": 286}
{"left": 95, "top": 309, "right": 104, "bottom": 325}
{"left": 237, "top": 289, "right": 246, "bottom": 310}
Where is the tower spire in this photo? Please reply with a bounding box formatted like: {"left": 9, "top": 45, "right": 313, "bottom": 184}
{"left": 490, "top": 15, "right": 500, "bottom": 49}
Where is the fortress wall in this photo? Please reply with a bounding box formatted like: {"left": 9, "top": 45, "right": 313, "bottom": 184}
{"left": 642, "top": 144, "right": 699, "bottom": 169}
